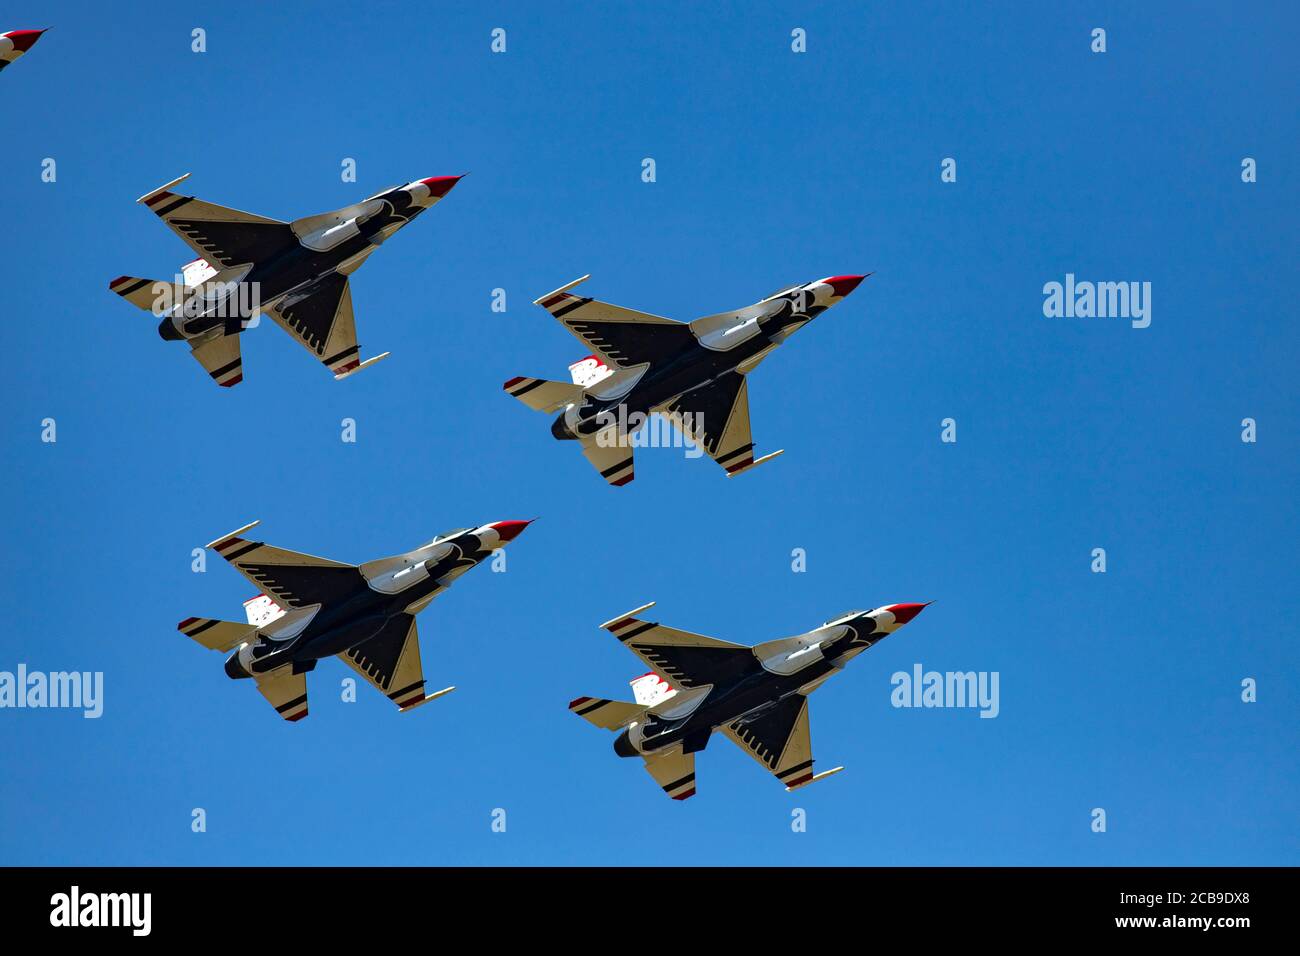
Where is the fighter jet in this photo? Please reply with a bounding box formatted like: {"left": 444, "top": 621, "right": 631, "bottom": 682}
{"left": 569, "top": 600, "right": 928, "bottom": 799}
{"left": 180, "top": 518, "right": 530, "bottom": 721}
{"left": 0, "top": 29, "right": 46, "bottom": 72}
{"left": 504, "top": 273, "right": 866, "bottom": 485}
{"left": 110, "top": 172, "right": 462, "bottom": 386}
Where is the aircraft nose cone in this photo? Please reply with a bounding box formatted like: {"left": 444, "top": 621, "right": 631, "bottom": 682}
{"left": 824, "top": 275, "right": 867, "bottom": 298}
{"left": 6, "top": 29, "right": 47, "bottom": 52}
{"left": 488, "top": 519, "right": 533, "bottom": 542}
{"left": 420, "top": 175, "right": 463, "bottom": 198}
{"left": 886, "top": 602, "right": 930, "bottom": 625}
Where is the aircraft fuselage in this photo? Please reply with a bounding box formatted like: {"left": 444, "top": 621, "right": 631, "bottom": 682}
{"left": 554, "top": 295, "right": 826, "bottom": 441}
{"left": 160, "top": 189, "right": 432, "bottom": 341}
{"left": 616, "top": 614, "right": 875, "bottom": 758}
{"left": 227, "top": 531, "right": 495, "bottom": 679}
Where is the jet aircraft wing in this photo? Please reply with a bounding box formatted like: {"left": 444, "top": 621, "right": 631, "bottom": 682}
{"left": 721, "top": 694, "right": 819, "bottom": 790}
{"left": 340, "top": 614, "right": 452, "bottom": 712}
{"left": 265, "top": 273, "right": 387, "bottom": 379}
{"left": 642, "top": 745, "right": 697, "bottom": 800}
{"left": 206, "top": 521, "right": 365, "bottom": 611}
{"left": 660, "top": 372, "right": 781, "bottom": 476}
{"left": 534, "top": 282, "right": 695, "bottom": 370}
{"left": 138, "top": 174, "right": 296, "bottom": 269}
{"left": 601, "top": 606, "right": 759, "bottom": 690}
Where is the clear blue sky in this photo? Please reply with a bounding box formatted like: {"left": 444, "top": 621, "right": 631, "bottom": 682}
{"left": 1, "top": 1, "right": 1296, "bottom": 865}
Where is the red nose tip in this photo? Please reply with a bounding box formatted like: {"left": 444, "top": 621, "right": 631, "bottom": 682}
{"left": 824, "top": 275, "right": 866, "bottom": 298}
{"left": 886, "top": 602, "right": 929, "bottom": 625}
{"left": 488, "top": 519, "right": 533, "bottom": 542}
{"left": 420, "top": 175, "right": 463, "bottom": 198}
{"left": 6, "top": 29, "right": 47, "bottom": 52}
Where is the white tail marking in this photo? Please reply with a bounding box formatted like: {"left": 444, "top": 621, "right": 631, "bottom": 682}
{"left": 569, "top": 354, "right": 614, "bottom": 389}
{"left": 182, "top": 258, "right": 219, "bottom": 288}
{"left": 630, "top": 672, "right": 676, "bottom": 707}
{"left": 243, "top": 594, "right": 287, "bottom": 628}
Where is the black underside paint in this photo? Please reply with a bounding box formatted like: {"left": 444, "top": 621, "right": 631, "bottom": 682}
{"left": 556, "top": 299, "right": 826, "bottom": 443}
{"left": 238, "top": 532, "right": 491, "bottom": 678}
{"left": 170, "top": 190, "right": 426, "bottom": 340}
{"left": 631, "top": 619, "right": 877, "bottom": 760}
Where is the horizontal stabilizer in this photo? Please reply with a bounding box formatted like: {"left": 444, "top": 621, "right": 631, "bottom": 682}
{"left": 108, "top": 275, "right": 178, "bottom": 313}
{"left": 502, "top": 376, "right": 584, "bottom": 412}
{"left": 579, "top": 434, "right": 634, "bottom": 487}
{"left": 568, "top": 696, "right": 646, "bottom": 730}
{"left": 255, "top": 667, "right": 309, "bottom": 722}
{"left": 189, "top": 333, "right": 243, "bottom": 388}
{"left": 178, "top": 616, "right": 257, "bottom": 652}
{"left": 644, "top": 746, "right": 696, "bottom": 800}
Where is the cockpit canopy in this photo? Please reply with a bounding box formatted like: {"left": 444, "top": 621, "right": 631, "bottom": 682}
{"left": 822, "top": 609, "right": 867, "bottom": 626}
{"left": 760, "top": 284, "right": 800, "bottom": 301}
{"left": 431, "top": 527, "right": 471, "bottom": 544}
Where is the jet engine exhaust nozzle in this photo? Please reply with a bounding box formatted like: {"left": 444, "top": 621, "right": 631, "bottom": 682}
{"left": 551, "top": 413, "right": 577, "bottom": 441}
{"left": 613, "top": 728, "right": 638, "bottom": 758}
{"left": 157, "top": 316, "right": 184, "bottom": 341}
{"left": 224, "top": 651, "right": 252, "bottom": 680}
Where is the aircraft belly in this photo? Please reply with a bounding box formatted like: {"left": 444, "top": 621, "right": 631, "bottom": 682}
{"left": 659, "top": 339, "right": 768, "bottom": 398}
{"left": 727, "top": 666, "right": 832, "bottom": 724}
{"left": 676, "top": 684, "right": 775, "bottom": 738}
{"left": 179, "top": 313, "right": 227, "bottom": 337}
{"left": 582, "top": 346, "right": 747, "bottom": 426}
{"left": 305, "top": 614, "right": 388, "bottom": 660}
{"left": 251, "top": 248, "right": 332, "bottom": 299}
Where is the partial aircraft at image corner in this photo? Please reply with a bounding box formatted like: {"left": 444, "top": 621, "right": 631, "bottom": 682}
{"left": 179, "top": 518, "right": 531, "bottom": 721}
{"left": 504, "top": 273, "right": 868, "bottom": 485}
{"left": 569, "top": 600, "right": 928, "bottom": 799}
{"left": 109, "top": 172, "right": 463, "bottom": 387}
{"left": 0, "top": 29, "right": 46, "bottom": 72}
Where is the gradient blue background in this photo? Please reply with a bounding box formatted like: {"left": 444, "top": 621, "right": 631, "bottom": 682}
{"left": 1, "top": 1, "right": 1296, "bottom": 865}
